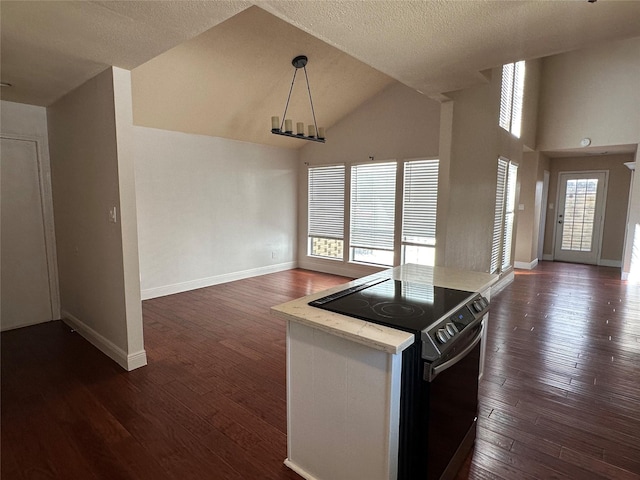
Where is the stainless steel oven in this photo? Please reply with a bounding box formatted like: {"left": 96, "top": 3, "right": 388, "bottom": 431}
{"left": 309, "top": 278, "right": 489, "bottom": 480}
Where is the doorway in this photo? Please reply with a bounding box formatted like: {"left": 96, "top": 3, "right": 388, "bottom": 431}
{"left": 1, "top": 136, "right": 59, "bottom": 330}
{"left": 553, "top": 171, "right": 608, "bottom": 265}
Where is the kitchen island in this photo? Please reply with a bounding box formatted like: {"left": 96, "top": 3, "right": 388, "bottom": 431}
{"left": 271, "top": 264, "right": 498, "bottom": 480}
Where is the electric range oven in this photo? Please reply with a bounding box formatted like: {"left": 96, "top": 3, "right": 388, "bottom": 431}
{"left": 309, "top": 277, "right": 489, "bottom": 480}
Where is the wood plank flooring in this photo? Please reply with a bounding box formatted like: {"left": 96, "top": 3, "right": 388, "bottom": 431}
{"left": 456, "top": 262, "right": 640, "bottom": 480}
{"left": 2, "top": 263, "right": 639, "bottom": 479}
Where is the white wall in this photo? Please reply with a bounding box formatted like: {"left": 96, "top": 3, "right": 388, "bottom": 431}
{"left": 1, "top": 101, "right": 50, "bottom": 138}
{"left": 47, "top": 67, "right": 146, "bottom": 370}
{"left": 297, "top": 82, "right": 441, "bottom": 278}
{"left": 514, "top": 151, "right": 551, "bottom": 268}
{"left": 536, "top": 36, "right": 640, "bottom": 280}
{"left": 537, "top": 37, "right": 640, "bottom": 152}
{"left": 440, "top": 68, "right": 523, "bottom": 273}
{"left": 134, "top": 126, "right": 298, "bottom": 299}
{"left": 623, "top": 151, "right": 639, "bottom": 282}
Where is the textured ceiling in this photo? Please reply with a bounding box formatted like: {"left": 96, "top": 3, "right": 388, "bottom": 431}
{"left": 260, "top": 0, "right": 640, "bottom": 96}
{"left": 2, "top": 1, "right": 640, "bottom": 148}
{"left": 0, "top": 0, "right": 250, "bottom": 106}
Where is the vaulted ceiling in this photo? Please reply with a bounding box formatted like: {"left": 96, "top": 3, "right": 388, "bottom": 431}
{"left": 2, "top": 1, "right": 640, "bottom": 148}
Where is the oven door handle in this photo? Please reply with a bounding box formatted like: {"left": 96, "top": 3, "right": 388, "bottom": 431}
{"left": 425, "top": 325, "right": 482, "bottom": 382}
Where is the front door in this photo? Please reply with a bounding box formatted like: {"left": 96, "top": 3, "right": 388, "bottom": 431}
{"left": 553, "top": 171, "right": 607, "bottom": 265}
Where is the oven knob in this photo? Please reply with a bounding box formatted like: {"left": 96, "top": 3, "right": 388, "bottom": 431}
{"left": 436, "top": 329, "right": 450, "bottom": 344}
{"left": 473, "top": 301, "right": 482, "bottom": 313}
{"left": 445, "top": 322, "right": 459, "bottom": 336}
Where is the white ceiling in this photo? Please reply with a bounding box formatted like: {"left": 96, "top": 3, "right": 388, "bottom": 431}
{"left": 2, "top": 0, "right": 640, "bottom": 148}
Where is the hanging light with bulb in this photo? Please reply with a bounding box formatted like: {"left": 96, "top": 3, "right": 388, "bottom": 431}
{"left": 271, "top": 55, "right": 325, "bottom": 143}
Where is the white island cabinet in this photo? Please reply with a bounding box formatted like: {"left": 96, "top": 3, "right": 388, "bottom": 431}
{"left": 271, "top": 264, "right": 498, "bottom": 480}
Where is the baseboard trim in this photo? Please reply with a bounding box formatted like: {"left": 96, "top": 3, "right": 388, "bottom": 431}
{"left": 284, "top": 459, "right": 321, "bottom": 480}
{"left": 622, "top": 271, "right": 629, "bottom": 281}
{"left": 514, "top": 259, "right": 539, "bottom": 270}
{"left": 491, "top": 271, "right": 515, "bottom": 296}
{"left": 62, "top": 310, "right": 147, "bottom": 371}
{"left": 141, "top": 261, "right": 298, "bottom": 300}
{"left": 598, "top": 259, "right": 622, "bottom": 268}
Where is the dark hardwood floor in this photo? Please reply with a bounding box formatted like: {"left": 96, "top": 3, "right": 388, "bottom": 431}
{"left": 2, "top": 263, "right": 639, "bottom": 479}
{"left": 456, "top": 262, "right": 640, "bottom": 480}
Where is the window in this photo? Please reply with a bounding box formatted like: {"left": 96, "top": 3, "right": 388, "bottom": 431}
{"left": 491, "top": 158, "right": 518, "bottom": 274}
{"left": 350, "top": 162, "right": 397, "bottom": 266}
{"left": 402, "top": 159, "right": 439, "bottom": 266}
{"left": 561, "top": 178, "right": 599, "bottom": 252}
{"left": 499, "top": 60, "right": 525, "bottom": 138}
{"left": 308, "top": 165, "right": 345, "bottom": 259}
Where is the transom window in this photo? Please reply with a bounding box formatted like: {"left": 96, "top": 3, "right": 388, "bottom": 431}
{"left": 499, "top": 60, "right": 525, "bottom": 138}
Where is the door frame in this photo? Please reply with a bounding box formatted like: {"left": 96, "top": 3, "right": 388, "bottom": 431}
{"left": 537, "top": 170, "right": 550, "bottom": 262}
{"left": 551, "top": 169, "right": 608, "bottom": 265}
{"left": 1, "top": 133, "right": 60, "bottom": 325}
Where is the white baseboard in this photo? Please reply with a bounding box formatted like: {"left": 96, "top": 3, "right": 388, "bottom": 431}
{"left": 621, "top": 271, "right": 640, "bottom": 284}
{"left": 598, "top": 259, "right": 622, "bottom": 268}
{"left": 284, "top": 459, "right": 321, "bottom": 480}
{"left": 491, "top": 270, "right": 515, "bottom": 296}
{"left": 514, "top": 258, "right": 539, "bottom": 270}
{"left": 141, "top": 261, "right": 298, "bottom": 300}
{"left": 62, "top": 310, "right": 147, "bottom": 371}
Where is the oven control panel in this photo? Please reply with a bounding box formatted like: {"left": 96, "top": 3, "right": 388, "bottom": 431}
{"left": 421, "top": 293, "right": 489, "bottom": 361}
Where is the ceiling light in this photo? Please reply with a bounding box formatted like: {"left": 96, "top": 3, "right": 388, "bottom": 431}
{"left": 271, "top": 55, "right": 325, "bottom": 144}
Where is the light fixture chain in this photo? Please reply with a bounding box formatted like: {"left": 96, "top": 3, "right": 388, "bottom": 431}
{"left": 281, "top": 68, "right": 298, "bottom": 130}
{"left": 303, "top": 66, "right": 319, "bottom": 134}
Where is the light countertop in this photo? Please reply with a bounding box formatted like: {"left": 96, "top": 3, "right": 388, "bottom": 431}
{"left": 271, "top": 264, "right": 498, "bottom": 355}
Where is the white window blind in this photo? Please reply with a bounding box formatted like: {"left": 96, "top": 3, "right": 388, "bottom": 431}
{"left": 308, "top": 165, "right": 345, "bottom": 239}
{"left": 491, "top": 159, "right": 508, "bottom": 274}
{"left": 502, "top": 162, "right": 518, "bottom": 271}
{"left": 499, "top": 61, "right": 525, "bottom": 138}
{"left": 402, "top": 159, "right": 439, "bottom": 245}
{"left": 499, "top": 65, "right": 514, "bottom": 132}
{"left": 350, "top": 162, "right": 397, "bottom": 251}
{"left": 491, "top": 158, "right": 518, "bottom": 274}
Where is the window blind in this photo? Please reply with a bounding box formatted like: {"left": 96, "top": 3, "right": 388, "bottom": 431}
{"left": 491, "top": 158, "right": 518, "bottom": 274}
{"left": 511, "top": 61, "right": 525, "bottom": 138}
{"left": 499, "top": 63, "right": 514, "bottom": 132}
{"left": 308, "top": 165, "right": 345, "bottom": 239}
{"left": 501, "top": 162, "right": 518, "bottom": 270}
{"left": 350, "top": 162, "right": 397, "bottom": 250}
{"left": 402, "top": 159, "right": 439, "bottom": 245}
{"left": 499, "top": 60, "right": 525, "bottom": 138}
{"left": 491, "top": 158, "right": 508, "bottom": 274}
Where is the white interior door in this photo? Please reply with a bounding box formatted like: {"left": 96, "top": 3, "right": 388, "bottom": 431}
{"left": 553, "top": 171, "right": 607, "bottom": 265}
{"left": 1, "top": 137, "right": 55, "bottom": 330}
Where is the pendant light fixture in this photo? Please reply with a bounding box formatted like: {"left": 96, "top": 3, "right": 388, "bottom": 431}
{"left": 271, "top": 55, "right": 325, "bottom": 143}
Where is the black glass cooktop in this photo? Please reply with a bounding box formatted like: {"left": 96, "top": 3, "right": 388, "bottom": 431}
{"left": 309, "top": 278, "right": 475, "bottom": 333}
